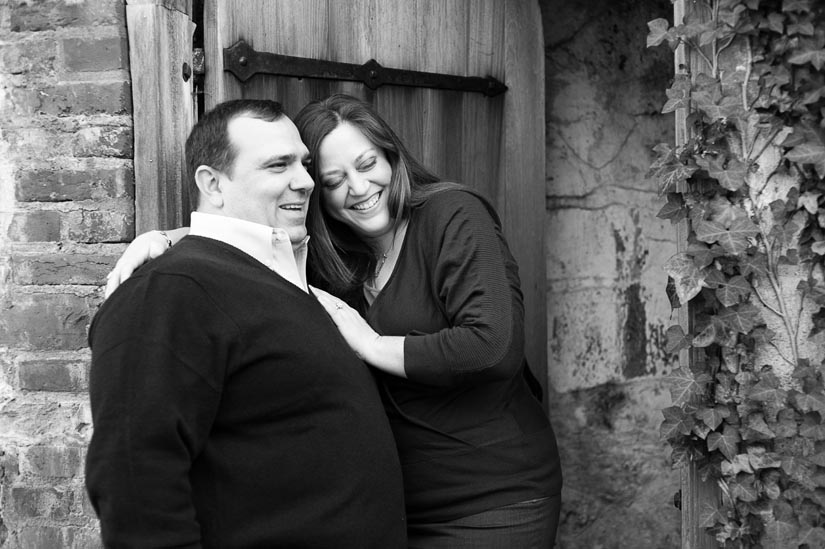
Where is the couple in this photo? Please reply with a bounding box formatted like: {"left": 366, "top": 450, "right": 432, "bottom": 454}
{"left": 87, "top": 94, "right": 562, "bottom": 548}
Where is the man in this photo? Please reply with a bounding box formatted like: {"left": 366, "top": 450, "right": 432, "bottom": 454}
{"left": 85, "top": 99, "right": 406, "bottom": 548}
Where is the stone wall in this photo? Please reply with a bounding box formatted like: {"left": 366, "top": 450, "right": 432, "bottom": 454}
{"left": 0, "top": 1, "right": 132, "bottom": 546}
{"left": 540, "top": 0, "right": 682, "bottom": 547}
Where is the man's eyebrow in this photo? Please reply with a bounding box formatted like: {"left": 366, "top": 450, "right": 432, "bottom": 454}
{"left": 259, "top": 153, "right": 296, "bottom": 167}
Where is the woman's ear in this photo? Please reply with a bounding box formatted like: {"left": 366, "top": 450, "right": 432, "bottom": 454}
{"left": 194, "top": 165, "right": 224, "bottom": 209}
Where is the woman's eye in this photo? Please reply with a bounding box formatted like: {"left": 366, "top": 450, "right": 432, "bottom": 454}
{"left": 358, "top": 158, "right": 377, "bottom": 171}
{"left": 323, "top": 178, "right": 344, "bottom": 190}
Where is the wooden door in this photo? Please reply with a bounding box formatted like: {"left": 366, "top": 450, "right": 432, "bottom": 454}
{"left": 202, "top": 0, "right": 547, "bottom": 392}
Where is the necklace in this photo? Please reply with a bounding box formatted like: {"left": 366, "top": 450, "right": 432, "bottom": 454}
{"left": 374, "top": 251, "right": 390, "bottom": 279}
{"left": 368, "top": 221, "right": 408, "bottom": 286}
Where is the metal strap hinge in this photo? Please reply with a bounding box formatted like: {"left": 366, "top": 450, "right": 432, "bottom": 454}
{"left": 222, "top": 39, "right": 507, "bottom": 97}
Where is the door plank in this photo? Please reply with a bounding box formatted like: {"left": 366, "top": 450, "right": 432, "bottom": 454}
{"left": 126, "top": 0, "right": 195, "bottom": 233}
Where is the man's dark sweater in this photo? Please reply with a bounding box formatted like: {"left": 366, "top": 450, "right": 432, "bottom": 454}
{"left": 86, "top": 236, "right": 406, "bottom": 548}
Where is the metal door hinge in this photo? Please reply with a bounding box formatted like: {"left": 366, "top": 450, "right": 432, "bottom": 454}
{"left": 223, "top": 39, "right": 507, "bottom": 97}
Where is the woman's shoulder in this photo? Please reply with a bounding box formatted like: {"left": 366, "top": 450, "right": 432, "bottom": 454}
{"left": 414, "top": 185, "right": 501, "bottom": 226}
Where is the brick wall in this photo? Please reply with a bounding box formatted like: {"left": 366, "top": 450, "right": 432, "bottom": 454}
{"left": 0, "top": 1, "right": 133, "bottom": 546}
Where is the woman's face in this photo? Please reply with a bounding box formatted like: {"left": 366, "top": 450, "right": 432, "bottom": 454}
{"left": 317, "top": 122, "right": 394, "bottom": 242}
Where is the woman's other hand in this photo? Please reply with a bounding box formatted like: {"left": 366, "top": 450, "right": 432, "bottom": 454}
{"left": 104, "top": 230, "right": 172, "bottom": 298}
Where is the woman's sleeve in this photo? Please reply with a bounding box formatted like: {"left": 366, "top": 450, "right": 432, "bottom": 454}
{"left": 403, "top": 192, "right": 525, "bottom": 387}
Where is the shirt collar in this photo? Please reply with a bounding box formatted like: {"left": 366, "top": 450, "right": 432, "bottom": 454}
{"left": 189, "top": 211, "right": 309, "bottom": 292}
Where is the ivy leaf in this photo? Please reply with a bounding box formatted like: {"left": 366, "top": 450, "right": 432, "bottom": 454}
{"left": 798, "top": 191, "right": 821, "bottom": 215}
{"left": 708, "top": 158, "right": 749, "bottom": 192}
{"left": 647, "top": 18, "right": 675, "bottom": 48}
{"left": 657, "top": 193, "right": 687, "bottom": 223}
{"left": 663, "top": 253, "right": 706, "bottom": 304}
{"left": 729, "top": 473, "right": 759, "bottom": 502}
{"left": 694, "top": 218, "right": 759, "bottom": 255}
{"left": 692, "top": 317, "right": 725, "bottom": 348}
{"left": 743, "top": 413, "right": 776, "bottom": 441}
{"left": 797, "top": 527, "right": 825, "bottom": 549}
{"left": 661, "top": 75, "right": 691, "bottom": 113}
{"left": 661, "top": 406, "right": 695, "bottom": 440}
{"left": 766, "top": 12, "right": 785, "bottom": 33}
{"left": 799, "top": 414, "right": 825, "bottom": 440}
{"left": 707, "top": 424, "right": 740, "bottom": 460}
{"left": 698, "top": 502, "right": 726, "bottom": 528}
{"left": 747, "top": 446, "right": 782, "bottom": 470}
{"left": 740, "top": 251, "right": 769, "bottom": 277}
{"left": 790, "top": 390, "right": 825, "bottom": 415}
{"left": 782, "top": 0, "right": 814, "bottom": 13}
{"left": 665, "top": 324, "right": 692, "bottom": 355}
{"left": 784, "top": 122, "right": 825, "bottom": 178}
{"left": 717, "top": 303, "right": 762, "bottom": 334}
{"left": 763, "top": 518, "right": 799, "bottom": 547}
{"left": 697, "top": 406, "right": 730, "bottom": 430}
{"left": 748, "top": 380, "right": 787, "bottom": 414}
{"left": 667, "top": 367, "right": 710, "bottom": 406}
{"left": 716, "top": 275, "right": 752, "bottom": 307}
{"left": 721, "top": 454, "right": 754, "bottom": 476}
{"left": 808, "top": 452, "right": 825, "bottom": 467}
{"left": 788, "top": 47, "right": 825, "bottom": 71}
{"left": 658, "top": 163, "right": 699, "bottom": 195}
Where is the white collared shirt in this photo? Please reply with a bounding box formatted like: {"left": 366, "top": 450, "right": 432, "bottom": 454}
{"left": 189, "top": 211, "right": 309, "bottom": 293}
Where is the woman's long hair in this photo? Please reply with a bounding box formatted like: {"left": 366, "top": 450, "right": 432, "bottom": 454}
{"left": 294, "top": 94, "right": 461, "bottom": 296}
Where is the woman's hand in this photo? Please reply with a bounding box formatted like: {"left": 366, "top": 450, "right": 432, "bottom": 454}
{"left": 104, "top": 230, "right": 172, "bottom": 298}
{"left": 311, "top": 286, "right": 407, "bottom": 378}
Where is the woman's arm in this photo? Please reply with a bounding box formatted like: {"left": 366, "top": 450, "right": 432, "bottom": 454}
{"left": 104, "top": 227, "right": 190, "bottom": 298}
{"left": 311, "top": 286, "right": 407, "bottom": 378}
{"left": 401, "top": 191, "right": 524, "bottom": 387}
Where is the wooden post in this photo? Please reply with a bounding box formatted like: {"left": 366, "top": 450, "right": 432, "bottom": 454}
{"left": 502, "top": 0, "right": 548, "bottom": 400}
{"left": 674, "top": 1, "right": 721, "bottom": 547}
{"left": 126, "top": 0, "right": 196, "bottom": 233}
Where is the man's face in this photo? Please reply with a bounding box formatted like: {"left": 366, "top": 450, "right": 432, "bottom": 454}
{"left": 220, "top": 116, "right": 314, "bottom": 244}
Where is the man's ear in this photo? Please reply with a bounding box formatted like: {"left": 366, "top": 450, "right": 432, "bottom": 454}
{"left": 194, "top": 165, "right": 224, "bottom": 209}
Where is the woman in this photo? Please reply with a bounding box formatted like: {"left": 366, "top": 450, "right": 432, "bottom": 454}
{"left": 107, "top": 94, "right": 562, "bottom": 547}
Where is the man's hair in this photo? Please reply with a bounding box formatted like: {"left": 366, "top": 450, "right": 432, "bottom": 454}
{"left": 185, "top": 99, "right": 285, "bottom": 211}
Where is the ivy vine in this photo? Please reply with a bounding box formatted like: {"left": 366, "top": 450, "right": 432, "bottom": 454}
{"left": 647, "top": 0, "right": 825, "bottom": 547}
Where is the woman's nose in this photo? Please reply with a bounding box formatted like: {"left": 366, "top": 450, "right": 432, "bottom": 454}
{"left": 347, "top": 175, "right": 370, "bottom": 196}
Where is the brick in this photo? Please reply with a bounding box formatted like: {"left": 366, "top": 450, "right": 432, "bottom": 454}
{"left": 11, "top": 485, "right": 73, "bottom": 519}
{"left": 13, "top": 253, "right": 121, "bottom": 285}
{"left": 0, "top": 40, "right": 57, "bottom": 75}
{"left": 24, "top": 445, "right": 84, "bottom": 477}
{"left": 0, "top": 293, "right": 92, "bottom": 351}
{"left": 38, "top": 81, "right": 132, "bottom": 116}
{"left": 19, "top": 358, "right": 89, "bottom": 392}
{"left": 15, "top": 166, "right": 134, "bottom": 202}
{"left": 10, "top": 0, "right": 125, "bottom": 33}
{"left": 63, "top": 36, "right": 128, "bottom": 72}
{"left": 6, "top": 211, "right": 61, "bottom": 242}
{"left": 65, "top": 203, "right": 135, "bottom": 243}
{"left": 72, "top": 126, "right": 133, "bottom": 158}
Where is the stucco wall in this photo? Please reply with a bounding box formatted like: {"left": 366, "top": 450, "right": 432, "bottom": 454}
{"left": 540, "top": 0, "right": 682, "bottom": 547}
